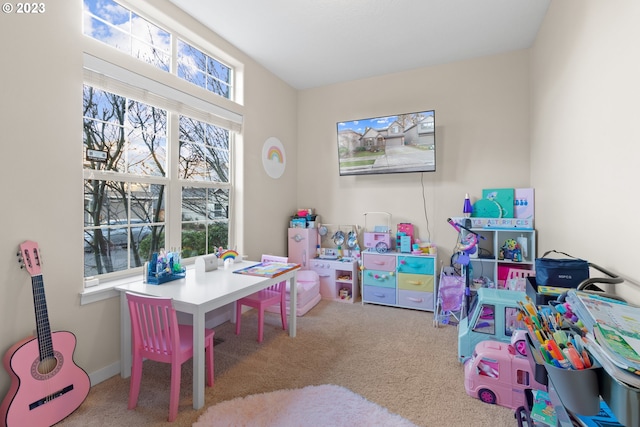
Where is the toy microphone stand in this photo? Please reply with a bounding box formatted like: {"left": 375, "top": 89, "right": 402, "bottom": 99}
{"left": 446, "top": 218, "right": 484, "bottom": 318}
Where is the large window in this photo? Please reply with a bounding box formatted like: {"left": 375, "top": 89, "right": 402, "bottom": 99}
{"left": 83, "top": 0, "right": 233, "bottom": 99}
{"left": 82, "top": 0, "right": 239, "bottom": 281}
{"left": 83, "top": 0, "right": 170, "bottom": 71}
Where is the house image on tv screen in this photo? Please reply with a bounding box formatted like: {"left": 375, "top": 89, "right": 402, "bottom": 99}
{"left": 336, "top": 110, "right": 435, "bottom": 176}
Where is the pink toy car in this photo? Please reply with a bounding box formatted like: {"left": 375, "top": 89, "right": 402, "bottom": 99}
{"left": 464, "top": 330, "right": 546, "bottom": 410}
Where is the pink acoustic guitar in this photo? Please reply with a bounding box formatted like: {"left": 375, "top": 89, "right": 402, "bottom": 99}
{"left": 0, "top": 241, "right": 90, "bottom": 427}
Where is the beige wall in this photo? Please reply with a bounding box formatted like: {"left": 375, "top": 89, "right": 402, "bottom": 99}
{"left": 297, "top": 50, "right": 531, "bottom": 265}
{"left": 530, "top": 0, "right": 640, "bottom": 302}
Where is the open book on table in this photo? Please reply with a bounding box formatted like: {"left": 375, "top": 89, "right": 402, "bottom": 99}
{"left": 233, "top": 262, "right": 300, "bottom": 278}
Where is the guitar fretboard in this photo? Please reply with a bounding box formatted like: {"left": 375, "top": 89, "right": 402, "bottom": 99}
{"left": 31, "top": 274, "right": 54, "bottom": 361}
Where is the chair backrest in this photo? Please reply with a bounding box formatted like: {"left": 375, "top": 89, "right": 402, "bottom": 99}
{"left": 261, "top": 254, "right": 288, "bottom": 264}
{"left": 126, "top": 292, "right": 180, "bottom": 363}
{"left": 261, "top": 254, "right": 288, "bottom": 293}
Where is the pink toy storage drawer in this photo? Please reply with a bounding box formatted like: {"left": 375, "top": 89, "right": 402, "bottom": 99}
{"left": 363, "top": 253, "right": 396, "bottom": 271}
{"left": 398, "top": 289, "right": 434, "bottom": 310}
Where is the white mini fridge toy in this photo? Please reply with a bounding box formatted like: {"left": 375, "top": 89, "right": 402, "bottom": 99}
{"left": 287, "top": 228, "right": 318, "bottom": 269}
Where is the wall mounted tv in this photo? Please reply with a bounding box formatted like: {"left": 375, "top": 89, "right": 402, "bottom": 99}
{"left": 336, "top": 110, "right": 435, "bottom": 176}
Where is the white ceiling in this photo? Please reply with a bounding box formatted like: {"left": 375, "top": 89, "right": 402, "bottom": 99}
{"left": 167, "top": 0, "right": 551, "bottom": 90}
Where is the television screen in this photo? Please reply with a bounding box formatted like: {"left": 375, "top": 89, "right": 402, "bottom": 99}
{"left": 337, "top": 110, "right": 435, "bottom": 176}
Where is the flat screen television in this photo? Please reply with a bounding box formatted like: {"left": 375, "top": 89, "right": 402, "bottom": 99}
{"left": 336, "top": 110, "right": 435, "bottom": 176}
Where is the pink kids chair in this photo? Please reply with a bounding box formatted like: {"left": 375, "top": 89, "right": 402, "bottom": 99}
{"left": 235, "top": 254, "right": 288, "bottom": 343}
{"left": 126, "top": 292, "right": 215, "bottom": 422}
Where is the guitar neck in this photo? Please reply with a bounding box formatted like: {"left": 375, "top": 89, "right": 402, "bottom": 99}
{"left": 31, "top": 274, "right": 54, "bottom": 361}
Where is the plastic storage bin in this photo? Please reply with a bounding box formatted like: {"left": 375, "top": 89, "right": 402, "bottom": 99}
{"left": 525, "top": 332, "right": 601, "bottom": 416}
{"left": 544, "top": 358, "right": 601, "bottom": 416}
{"left": 598, "top": 369, "right": 640, "bottom": 427}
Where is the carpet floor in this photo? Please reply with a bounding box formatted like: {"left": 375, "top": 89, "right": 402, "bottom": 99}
{"left": 57, "top": 299, "right": 515, "bottom": 426}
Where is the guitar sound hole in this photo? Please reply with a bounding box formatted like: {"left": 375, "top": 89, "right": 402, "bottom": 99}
{"left": 31, "top": 352, "right": 63, "bottom": 380}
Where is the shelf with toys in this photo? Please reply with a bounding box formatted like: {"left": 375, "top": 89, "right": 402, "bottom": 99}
{"left": 450, "top": 217, "right": 536, "bottom": 289}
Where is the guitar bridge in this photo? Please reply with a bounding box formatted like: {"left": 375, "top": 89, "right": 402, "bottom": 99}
{"left": 29, "top": 384, "right": 74, "bottom": 410}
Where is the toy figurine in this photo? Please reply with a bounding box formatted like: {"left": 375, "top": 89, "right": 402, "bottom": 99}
{"left": 500, "top": 239, "right": 522, "bottom": 261}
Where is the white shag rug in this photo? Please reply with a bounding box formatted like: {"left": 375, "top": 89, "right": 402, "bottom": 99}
{"left": 193, "top": 384, "right": 418, "bottom": 427}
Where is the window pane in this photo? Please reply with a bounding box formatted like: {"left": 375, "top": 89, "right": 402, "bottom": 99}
{"left": 207, "top": 76, "right": 230, "bottom": 98}
{"left": 181, "top": 187, "right": 207, "bottom": 221}
{"left": 84, "top": 0, "right": 129, "bottom": 25}
{"left": 179, "top": 222, "right": 229, "bottom": 258}
{"left": 208, "top": 58, "right": 230, "bottom": 83}
{"left": 177, "top": 38, "right": 232, "bottom": 99}
{"left": 130, "top": 12, "right": 170, "bottom": 71}
{"left": 83, "top": 85, "right": 167, "bottom": 177}
{"left": 179, "top": 116, "right": 229, "bottom": 182}
{"left": 84, "top": 16, "right": 132, "bottom": 54}
{"left": 181, "top": 187, "right": 229, "bottom": 257}
{"left": 127, "top": 129, "right": 167, "bottom": 176}
{"left": 84, "top": 179, "right": 166, "bottom": 276}
{"left": 178, "top": 40, "right": 206, "bottom": 71}
{"left": 83, "top": 0, "right": 170, "bottom": 71}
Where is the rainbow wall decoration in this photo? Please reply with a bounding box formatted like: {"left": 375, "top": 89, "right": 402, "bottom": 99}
{"left": 267, "top": 145, "right": 284, "bottom": 163}
{"left": 262, "top": 137, "right": 286, "bottom": 179}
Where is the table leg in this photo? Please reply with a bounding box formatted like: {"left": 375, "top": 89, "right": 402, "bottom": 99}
{"left": 289, "top": 274, "right": 297, "bottom": 337}
{"left": 192, "top": 310, "right": 206, "bottom": 410}
{"left": 230, "top": 300, "right": 237, "bottom": 324}
{"left": 120, "top": 292, "right": 132, "bottom": 378}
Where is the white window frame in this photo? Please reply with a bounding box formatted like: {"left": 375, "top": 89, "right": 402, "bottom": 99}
{"left": 81, "top": 1, "right": 244, "bottom": 303}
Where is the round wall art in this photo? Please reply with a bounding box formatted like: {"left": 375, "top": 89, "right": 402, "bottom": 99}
{"left": 262, "top": 137, "right": 286, "bottom": 179}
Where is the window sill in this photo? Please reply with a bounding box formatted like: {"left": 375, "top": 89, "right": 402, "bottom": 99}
{"left": 80, "top": 275, "right": 144, "bottom": 305}
{"left": 80, "top": 263, "right": 196, "bottom": 305}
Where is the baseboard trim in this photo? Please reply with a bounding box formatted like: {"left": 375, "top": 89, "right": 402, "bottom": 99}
{"left": 88, "top": 361, "right": 121, "bottom": 386}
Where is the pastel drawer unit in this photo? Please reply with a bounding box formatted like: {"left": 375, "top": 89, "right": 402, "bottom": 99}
{"left": 363, "top": 285, "right": 396, "bottom": 305}
{"left": 361, "top": 250, "right": 437, "bottom": 312}
{"left": 362, "top": 269, "right": 396, "bottom": 289}
{"left": 397, "top": 256, "right": 434, "bottom": 275}
{"left": 363, "top": 253, "right": 396, "bottom": 271}
{"left": 398, "top": 289, "right": 434, "bottom": 310}
{"left": 397, "top": 273, "right": 434, "bottom": 293}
